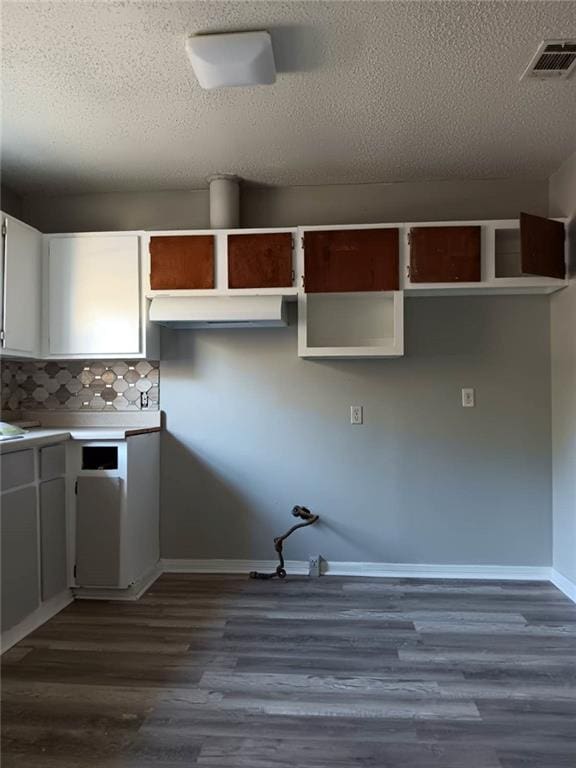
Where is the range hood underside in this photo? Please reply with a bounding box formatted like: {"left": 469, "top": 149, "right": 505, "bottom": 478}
{"left": 149, "top": 295, "right": 287, "bottom": 329}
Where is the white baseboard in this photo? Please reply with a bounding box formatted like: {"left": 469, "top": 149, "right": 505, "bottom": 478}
{"left": 73, "top": 563, "right": 162, "bottom": 601}
{"left": 161, "top": 558, "right": 309, "bottom": 575}
{"left": 323, "top": 562, "right": 552, "bottom": 580}
{"left": 161, "top": 558, "right": 551, "bottom": 582}
{"left": 550, "top": 569, "right": 576, "bottom": 604}
{"left": 1, "top": 589, "right": 73, "bottom": 654}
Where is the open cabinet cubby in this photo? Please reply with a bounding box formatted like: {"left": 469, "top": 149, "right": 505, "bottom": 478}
{"left": 298, "top": 291, "right": 404, "bottom": 358}
{"left": 493, "top": 214, "right": 566, "bottom": 282}
{"left": 494, "top": 228, "right": 524, "bottom": 278}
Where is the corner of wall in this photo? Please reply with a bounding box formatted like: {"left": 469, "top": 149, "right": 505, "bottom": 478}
{"left": 549, "top": 149, "right": 576, "bottom": 586}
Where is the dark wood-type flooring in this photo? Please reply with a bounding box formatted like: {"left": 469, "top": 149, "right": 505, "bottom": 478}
{"left": 2, "top": 575, "right": 576, "bottom": 767}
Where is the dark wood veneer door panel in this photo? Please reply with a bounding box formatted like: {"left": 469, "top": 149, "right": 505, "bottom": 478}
{"left": 149, "top": 235, "right": 214, "bottom": 290}
{"left": 520, "top": 212, "right": 565, "bottom": 279}
{"left": 304, "top": 229, "right": 399, "bottom": 293}
{"left": 228, "top": 233, "right": 293, "bottom": 289}
{"left": 409, "top": 226, "right": 481, "bottom": 283}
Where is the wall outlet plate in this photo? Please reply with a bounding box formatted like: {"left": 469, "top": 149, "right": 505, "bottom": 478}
{"left": 350, "top": 405, "right": 363, "bottom": 424}
{"left": 308, "top": 555, "right": 321, "bottom": 578}
{"left": 462, "top": 388, "right": 475, "bottom": 407}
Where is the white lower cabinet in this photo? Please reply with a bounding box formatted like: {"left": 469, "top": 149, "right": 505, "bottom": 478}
{"left": 1, "top": 485, "right": 40, "bottom": 630}
{"left": 0, "top": 442, "right": 68, "bottom": 645}
{"left": 72, "top": 433, "right": 160, "bottom": 593}
{"left": 0, "top": 433, "right": 160, "bottom": 648}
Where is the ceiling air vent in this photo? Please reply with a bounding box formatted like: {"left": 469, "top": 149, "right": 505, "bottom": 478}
{"left": 522, "top": 40, "right": 576, "bottom": 80}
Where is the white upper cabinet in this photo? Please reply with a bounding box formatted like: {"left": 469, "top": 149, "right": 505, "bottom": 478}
{"left": 144, "top": 228, "right": 299, "bottom": 297}
{"left": 296, "top": 224, "right": 404, "bottom": 358}
{"left": 45, "top": 234, "right": 145, "bottom": 358}
{"left": 402, "top": 216, "right": 567, "bottom": 295}
{"left": 0, "top": 213, "right": 42, "bottom": 358}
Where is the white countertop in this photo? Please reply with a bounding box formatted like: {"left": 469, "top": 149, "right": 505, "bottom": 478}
{"left": 0, "top": 426, "right": 161, "bottom": 453}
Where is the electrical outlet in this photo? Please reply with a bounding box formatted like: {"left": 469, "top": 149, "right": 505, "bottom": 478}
{"left": 350, "top": 405, "right": 363, "bottom": 425}
{"left": 309, "top": 555, "right": 321, "bottom": 578}
{"left": 140, "top": 391, "right": 149, "bottom": 409}
{"left": 462, "top": 388, "right": 475, "bottom": 407}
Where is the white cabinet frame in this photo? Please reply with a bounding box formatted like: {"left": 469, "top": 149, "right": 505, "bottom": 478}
{"left": 67, "top": 434, "right": 159, "bottom": 594}
{"left": 0, "top": 213, "right": 567, "bottom": 363}
{"left": 42, "top": 231, "right": 159, "bottom": 359}
{"left": 144, "top": 227, "right": 299, "bottom": 298}
{"left": 401, "top": 218, "right": 567, "bottom": 295}
{"left": 296, "top": 224, "right": 404, "bottom": 358}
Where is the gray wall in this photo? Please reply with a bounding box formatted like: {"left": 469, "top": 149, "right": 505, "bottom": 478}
{"left": 23, "top": 189, "right": 208, "bottom": 233}
{"left": 19, "top": 176, "right": 554, "bottom": 567}
{"left": 242, "top": 178, "right": 549, "bottom": 228}
{"left": 160, "top": 297, "right": 552, "bottom": 565}
{"left": 549, "top": 150, "right": 576, "bottom": 585}
{"left": 21, "top": 177, "right": 548, "bottom": 232}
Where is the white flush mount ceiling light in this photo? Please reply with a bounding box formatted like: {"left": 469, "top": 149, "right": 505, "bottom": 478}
{"left": 186, "top": 31, "right": 276, "bottom": 90}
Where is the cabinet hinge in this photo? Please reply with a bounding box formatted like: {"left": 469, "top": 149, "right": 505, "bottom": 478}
{"left": 74, "top": 480, "right": 78, "bottom": 495}
{"left": 301, "top": 236, "right": 305, "bottom": 249}
{"left": 407, "top": 231, "right": 412, "bottom": 245}
{"left": 1, "top": 221, "right": 7, "bottom": 238}
{"left": 0, "top": 330, "right": 5, "bottom": 344}
{"left": 73, "top": 564, "right": 77, "bottom": 579}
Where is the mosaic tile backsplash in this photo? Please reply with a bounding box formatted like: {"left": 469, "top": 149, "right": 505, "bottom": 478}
{"left": 1, "top": 360, "right": 160, "bottom": 412}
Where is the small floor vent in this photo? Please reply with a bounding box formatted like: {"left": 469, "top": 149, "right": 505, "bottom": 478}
{"left": 522, "top": 40, "right": 576, "bottom": 80}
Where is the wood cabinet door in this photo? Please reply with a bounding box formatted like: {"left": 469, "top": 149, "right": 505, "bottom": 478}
{"left": 520, "top": 213, "right": 565, "bottom": 279}
{"left": 149, "top": 235, "right": 214, "bottom": 289}
{"left": 409, "top": 226, "right": 481, "bottom": 283}
{"left": 304, "top": 228, "right": 399, "bottom": 293}
{"left": 228, "top": 232, "right": 293, "bottom": 289}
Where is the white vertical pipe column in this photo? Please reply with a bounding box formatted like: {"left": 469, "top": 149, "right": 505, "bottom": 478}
{"left": 208, "top": 174, "right": 240, "bottom": 229}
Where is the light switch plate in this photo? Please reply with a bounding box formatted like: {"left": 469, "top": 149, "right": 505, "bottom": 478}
{"left": 350, "top": 405, "right": 363, "bottom": 424}
{"left": 462, "top": 388, "right": 475, "bottom": 407}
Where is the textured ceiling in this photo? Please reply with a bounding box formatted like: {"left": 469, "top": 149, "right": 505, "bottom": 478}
{"left": 1, "top": 0, "right": 576, "bottom": 194}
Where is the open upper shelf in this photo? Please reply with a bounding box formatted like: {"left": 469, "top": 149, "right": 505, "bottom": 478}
{"left": 495, "top": 229, "right": 524, "bottom": 278}
{"left": 298, "top": 291, "right": 404, "bottom": 358}
{"left": 493, "top": 214, "right": 566, "bottom": 281}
